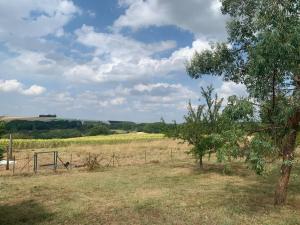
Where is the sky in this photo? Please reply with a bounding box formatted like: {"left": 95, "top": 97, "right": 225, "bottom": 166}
{"left": 0, "top": 0, "right": 247, "bottom": 122}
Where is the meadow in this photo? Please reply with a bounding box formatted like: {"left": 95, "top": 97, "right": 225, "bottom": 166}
{"left": 0, "top": 136, "right": 300, "bottom": 225}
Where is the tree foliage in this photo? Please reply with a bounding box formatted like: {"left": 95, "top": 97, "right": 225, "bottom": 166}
{"left": 186, "top": 0, "right": 300, "bottom": 205}
{"left": 178, "top": 86, "right": 223, "bottom": 168}
{"left": 171, "top": 86, "right": 255, "bottom": 169}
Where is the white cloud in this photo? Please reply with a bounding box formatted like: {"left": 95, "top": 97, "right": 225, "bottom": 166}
{"left": 31, "top": 82, "right": 196, "bottom": 115}
{"left": 0, "top": 49, "right": 72, "bottom": 81}
{"left": 65, "top": 25, "right": 210, "bottom": 83}
{"left": 0, "top": 80, "right": 22, "bottom": 92}
{"left": 216, "top": 81, "right": 247, "bottom": 101}
{"left": 22, "top": 85, "right": 46, "bottom": 96}
{"left": 110, "top": 97, "right": 127, "bottom": 105}
{"left": 130, "top": 82, "right": 197, "bottom": 111}
{"left": 0, "top": 0, "right": 79, "bottom": 40}
{"left": 75, "top": 25, "right": 177, "bottom": 59}
{"left": 0, "top": 80, "right": 46, "bottom": 96}
{"left": 0, "top": 1, "right": 79, "bottom": 80}
{"left": 114, "top": 0, "right": 227, "bottom": 39}
{"left": 133, "top": 83, "right": 189, "bottom": 94}
{"left": 4, "top": 51, "right": 56, "bottom": 73}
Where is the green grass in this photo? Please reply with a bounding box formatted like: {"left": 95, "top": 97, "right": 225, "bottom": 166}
{"left": 0, "top": 133, "right": 165, "bottom": 149}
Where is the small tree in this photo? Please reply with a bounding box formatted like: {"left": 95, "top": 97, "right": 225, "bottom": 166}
{"left": 177, "top": 86, "right": 224, "bottom": 168}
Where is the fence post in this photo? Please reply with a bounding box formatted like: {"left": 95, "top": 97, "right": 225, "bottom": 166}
{"left": 56, "top": 151, "right": 58, "bottom": 171}
{"left": 27, "top": 153, "right": 30, "bottom": 173}
{"left": 12, "top": 155, "right": 15, "bottom": 175}
{"left": 33, "top": 153, "right": 37, "bottom": 173}
{"left": 6, "top": 146, "right": 9, "bottom": 170}
{"left": 171, "top": 149, "right": 173, "bottom": 162}
{"left": 55, "top": 151, "right": 58, "bottom": 171}
{"left": 9, "top": 134, "right": 13, "bottom": 160}
{"left": 33, "top": 153, "right": 35, "bottom": 173}
{"left": 53, "top": 152, "right": 56, "bottom": 171}
{"left": 112, "top": 153, "right": 115, "bottom": 167}
{"left": 144, "top": 150, "right": 147, "bottom": 164}
{"left": 70, "top": 153, "right": 73, "bottom": 170}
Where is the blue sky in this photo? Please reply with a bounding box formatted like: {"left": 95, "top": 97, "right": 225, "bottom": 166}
{"left": 0, "top": 0, "right": 246, "bottom": 122}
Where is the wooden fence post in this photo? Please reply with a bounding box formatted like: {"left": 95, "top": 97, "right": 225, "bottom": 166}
{"left": 112, "top": 153, "right": 115, "bottom": 167}
{"left": 9, "top": 134, "right": 13, "bottom": 160}
{"left": 33, "top": 153, "right": 37, "bottom": 173}
{"left": 6, "top": 146, "right": 9, "bottom": 170}
{"left": 54, "top": 151, "right": 58, "bottom": 172}
{"left": 70, "top": 153, "right": 73, "bottom": 170}
{"left": 12, "top": 156, "right": 15, "bottom": 175}
{"left": 144, "top": 150, "right": 147, "bottom": 164}
{"left": 27, "top": 153, "right": 30, "bottom": 173}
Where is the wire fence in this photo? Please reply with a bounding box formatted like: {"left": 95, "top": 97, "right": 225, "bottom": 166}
{"left": 0, "top": 147, "right": 194, "bottom": 175}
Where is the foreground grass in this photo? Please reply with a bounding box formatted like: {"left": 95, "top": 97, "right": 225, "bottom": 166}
{"left": 1, "top": 159, "right": 300, "bottom": 225}
{"left": 0, "top": 133, "right": 165, "bottom": 149}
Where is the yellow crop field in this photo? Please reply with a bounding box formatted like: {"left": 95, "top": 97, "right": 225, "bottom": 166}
{"left": 0, "top": 133, "right": 165, "bottom": 149}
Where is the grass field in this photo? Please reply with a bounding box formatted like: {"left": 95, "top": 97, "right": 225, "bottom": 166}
{"left": 0, "top": 138, "right": 300, "bottom": 225}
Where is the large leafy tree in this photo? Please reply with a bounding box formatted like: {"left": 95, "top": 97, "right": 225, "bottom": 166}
{"left": 186, "top": 0, "right": 300, "bottom": 205}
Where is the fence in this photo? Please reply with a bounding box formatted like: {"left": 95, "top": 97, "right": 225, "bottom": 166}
{"left": 0, "top": 146, "right": 194, "bottom": 175}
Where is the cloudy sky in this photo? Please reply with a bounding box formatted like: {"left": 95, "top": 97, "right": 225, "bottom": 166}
{"left": 0, "top": 0, "right": 246, "bottom": 122}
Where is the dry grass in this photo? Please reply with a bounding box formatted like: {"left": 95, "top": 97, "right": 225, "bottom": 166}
{"left": 0, "top": 139, "right": 190, "bottom": 175}
{"left": 0, "top": 139, "right": 300, "bottom": 225}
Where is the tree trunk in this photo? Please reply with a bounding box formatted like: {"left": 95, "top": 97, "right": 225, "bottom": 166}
{"left": 199, "top": 155, "right": 203, "bottom": 169}
{"left": 274, "top": 75, "right": 300, "bottom": 205}
{"left": 274, "top": 160, "right": 292, "bottom": 205}
{"left": 274, "top": 128, "right": 298, "bottom": 205}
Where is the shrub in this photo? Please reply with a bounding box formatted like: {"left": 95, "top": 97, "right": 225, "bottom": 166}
{"left": 84, "top": 153, "right": 104, "bottom": 171}
{"left": 85, "top": 124, "right": 111, "bottom": 136}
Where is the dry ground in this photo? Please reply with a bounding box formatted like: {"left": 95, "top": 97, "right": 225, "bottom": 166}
{"left": 0, "top": 139, "right": 300, "bottom": 225}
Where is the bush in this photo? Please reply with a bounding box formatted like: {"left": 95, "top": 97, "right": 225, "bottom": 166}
{"left": 84, "top": 153, "right": 104, "bottom": 171}
{"left": 85, "top": 124, "right": 111, "bottom": 136}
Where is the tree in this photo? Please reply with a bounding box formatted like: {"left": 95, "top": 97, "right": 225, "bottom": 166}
{"left": 186, "top": 0, "right": 300, "bottom": 205}
{"left": 171, "top": 87, "right": 254, "bottom": 169}
{"left": 176, "top": 86, "right": 224, "bottom": 168}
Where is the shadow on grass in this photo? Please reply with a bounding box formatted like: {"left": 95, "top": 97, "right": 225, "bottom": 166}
{"left": 170, "top": 159, "right": 300, "bottom": 217}
{"left": 219, "top": 164, "right": 300, "bottom": 216}
{"left": 170, "top": 160, "right": 251, "bottom": 177}
{"left": 0, "top": 200, "right": 53, "bottom": 225}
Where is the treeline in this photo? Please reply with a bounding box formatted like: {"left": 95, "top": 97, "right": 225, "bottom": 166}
{"left": 1, "top": 120, "right": 170, "bottom": 139}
